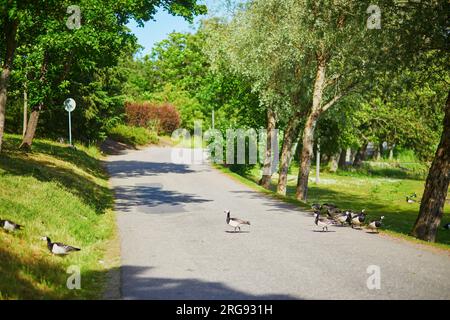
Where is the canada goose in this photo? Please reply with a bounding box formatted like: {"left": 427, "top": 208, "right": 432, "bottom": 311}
{"left": 41, "top": 236, "right": 81, "bottom": 255}
{"left": 367, "top": 216, "right": 384, "bottom": 233}
{"left": 311, "top": 203, "right": 322, "bottom": 211}
{"left": 224, "top": 210, "right": 250, "bottom": 232}
{"left": 351, "top": 211, "right": 366, "bottom": 229}
{"left": 314, "top": 213, "right": 333, "bottom": 232}
{"left": 443, "top": 223, "right": 450, "bottom": 230}
{"left": 0, "top": 219, "right": 23, "bottom": 232}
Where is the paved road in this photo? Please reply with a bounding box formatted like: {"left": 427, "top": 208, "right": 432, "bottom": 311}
{"left": 106, "top": 146, "right": 450, "bottom": 300}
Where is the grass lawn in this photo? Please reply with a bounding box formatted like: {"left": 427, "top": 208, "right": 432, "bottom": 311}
{"left": 0, "top": 134, "right": 117, "bottom": 299}
{"left": 217, "top": 164, "right": 450, "bottom": 248}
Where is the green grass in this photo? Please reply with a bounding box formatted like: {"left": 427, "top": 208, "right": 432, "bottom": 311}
{"left": 0, "top": 134, "right": 117, "bottom": 299}
{"left": 216, "top": 164, "right": 450, "bottom": 249}
{"left": 107, "top": 124, "right": 158, "bottom": 147}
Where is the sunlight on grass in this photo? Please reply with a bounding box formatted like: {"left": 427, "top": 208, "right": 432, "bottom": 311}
{"left": 0, "top": 134, "right": 116, "bottom": 299}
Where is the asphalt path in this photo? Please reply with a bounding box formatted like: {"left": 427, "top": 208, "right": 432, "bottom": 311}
{"left": 106, "top": 146, "right": 450, "bottom": 300}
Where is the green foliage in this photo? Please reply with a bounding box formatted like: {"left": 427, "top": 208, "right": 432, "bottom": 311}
{"left": 2, "top": 0, "right": 208, "bottom": 145}
{"left": 107, "top": 124, "right": 158, "bottom": 146}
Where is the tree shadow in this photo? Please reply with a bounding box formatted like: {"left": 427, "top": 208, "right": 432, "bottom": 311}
{"left": 113, "top": 184, "right": 212, "bottom": 214}
{"left": 120, "top": 265, "right": 298, "bottom": 300}
{"left": 107, "top": 161, "right": 195, "bottom": 178}
{"left": 0, "top": 153, "right": 113, "bottom": 214}
{"left": 3, "top": 135, "right": 107, "bottom": 180}
{"left": 0, "top": 245, "right": 74, "bottom": 299}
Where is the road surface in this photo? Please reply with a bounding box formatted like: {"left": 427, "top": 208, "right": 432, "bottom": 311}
{"left": 106, "top": 146, "right": 450, "bottom": 300}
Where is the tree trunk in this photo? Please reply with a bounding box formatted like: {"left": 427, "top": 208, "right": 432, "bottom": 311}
{"left": 259, "top": 109, "right": 277, "bottom": 189}
{"left": 295, "top": 55, "right": 326, "bottom": 201}
{"left": 378, "top": 142, "right": 384, "bottom": 160}
{"left": 19, "top": 103, "right": 43, "bottom": 150}
{"left": 338, "top": 149, "right": 347, "bottom": 169}
{"left": 277, "top": 111, "right": 302, "bottom": 195}
{"left": 373, "top": 144, "right": 380, "bottom": 161}
{"left": 23, "top": 87, "right": 28, "bottom": 137}
{"left": 296, "top": 111, "right": 321, "bottom": 200}
{"left": 19, "top": 52, "right": 48, "bottom": 150}
{"left": 411, "top": 91, "right": 450, "bottom": 242}
{"left": 329, "top": 152, "right": 339, "bottom": 173}
{"left": 353, "top": 143, "right": 368, "bottom": 167}
{"left": 0, "top": 20, "right": 18, "bottom": 152}
{"left": 0, "top": 68, "right": 11, "bottom": 152}
{"left": 388, "top": 145, "right": 394, "bottom": 160}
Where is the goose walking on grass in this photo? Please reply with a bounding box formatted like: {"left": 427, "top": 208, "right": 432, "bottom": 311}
{"left": 0, "top": 218, "right": 23, "bottom": 232}
{"left": 224, "top": 210, "right": 251, "bottom": 233}
{"left": 367, "top": 216, "right": 384, "bottom": 233}
{"left": 314, "top": 213, "right": 333, "bottom": 232}
{"left": 41, "top": 236, "right": 81, "bottom": 255}
{"left": 406, "top": 192, "right": 417, "bottom": 203}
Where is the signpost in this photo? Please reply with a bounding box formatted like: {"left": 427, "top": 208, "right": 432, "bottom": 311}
{"left": 64, "top": 98, "right": 76, "bottom": 146}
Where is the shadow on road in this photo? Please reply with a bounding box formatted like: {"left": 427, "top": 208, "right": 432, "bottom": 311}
{"left": 121, "top": 265, "right": 298, "bottom": 300}
{"left": 107, "top": 160, "right": 196, "bottom": 178}
{"left": 114, "top": 184, "right": 212, "bottom": 213}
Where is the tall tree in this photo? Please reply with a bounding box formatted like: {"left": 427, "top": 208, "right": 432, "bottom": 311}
{"left": 411, "top": 91, "right": 450, "bottom": 242}
{"left": 0, "top": 0, "right": 206, "bottom": 151}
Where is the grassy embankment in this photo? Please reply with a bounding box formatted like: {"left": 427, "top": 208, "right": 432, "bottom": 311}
{"left": 0, "top": 134, "right": 118, "bottom": 299}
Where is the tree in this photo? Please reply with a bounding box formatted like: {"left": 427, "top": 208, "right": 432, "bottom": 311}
{"left": 0, "top": 0, "right": 207, "bottom": 151}
{"left": 204, "top": 2, "right": 309, "bottom": 190}
{"left": 411, "top": 91, "right": 450, "bottom": 242}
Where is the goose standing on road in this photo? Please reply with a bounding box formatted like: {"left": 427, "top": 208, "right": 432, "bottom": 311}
{"left": 367, "top": 216, "right": 384, "bottom": 233}
{"left": 0, "top": 218, "right": 23, "bottom": 232}
{"left": 335, "top": 212, "right": 350, "bottom": 226}
{"left": 224, "top": 210, "right": 251, "bottom": 233}
{"left": 314, "top": 213, "right": 333, "bottom": 232}
{"left": 41, "top": 236, "right": 81, "bottom": 255}
{"left": 351, "top": 210, "right": 366, "bottom": 229}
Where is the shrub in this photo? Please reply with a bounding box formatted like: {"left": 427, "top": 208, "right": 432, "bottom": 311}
{"left": 125, "top": 101, "right": 181, "bottom": 134}
{"left": 125, "top": 101, "right": 153, "bottom": 127}
{"left": 148, "top": 102, "right": 181, "bottom": 134}
{"left": 108, "top": 124, "right": 158, "bottom": 146}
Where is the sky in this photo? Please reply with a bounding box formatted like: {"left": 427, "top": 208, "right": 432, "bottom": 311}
{"left": 127, "top": 0, "right": 224, "bottom": 57}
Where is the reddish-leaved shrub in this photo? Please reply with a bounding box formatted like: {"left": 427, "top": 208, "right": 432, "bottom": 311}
{"left": 148, "top": 102, "right": 181, "bottom": 134}
{"left": 125, "top": 101, "right": 152, "bottom": 127}
{"left": 125, "top": 101, "right": 180, "bottom": 134}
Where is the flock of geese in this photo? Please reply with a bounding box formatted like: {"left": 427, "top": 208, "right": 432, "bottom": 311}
{"left": 2, "top": 194, "right": 449, "bottom": 248}
{"left": 0, "top": 218, "right": 81, "bottom": 255}
{"left": 311, "top": 203, "right": 384, "bottom": 233}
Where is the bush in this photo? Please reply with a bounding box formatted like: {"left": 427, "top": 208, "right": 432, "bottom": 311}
{"left": 125, "top": 101, "right": 181, "bottom": 134}
{"left": 125, "top": 101, "right": 153, "bottom": 127}
{"left": 108, "top": 124, "right": 158, "bottom": 146}
{"left": 148, "top": 102, "right": 181, "bottom": 134}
